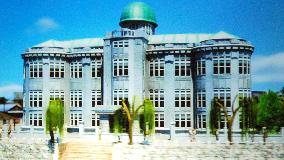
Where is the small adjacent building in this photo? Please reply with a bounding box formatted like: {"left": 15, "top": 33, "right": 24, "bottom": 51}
{"left": 0, "top": 103, "right": 23, "bottom": 130}
{"left": 21, "top": 2, "right": 253, "bottom": 133}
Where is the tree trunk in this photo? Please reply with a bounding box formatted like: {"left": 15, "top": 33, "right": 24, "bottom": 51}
{"left": 50, "top": 129, "right": 55, "bottom": 143}
{"left": 128, "top": 120, "right": 133, "bottom": 145}
{"left": 227, "top": 122, "right": 233, "bottom": 145}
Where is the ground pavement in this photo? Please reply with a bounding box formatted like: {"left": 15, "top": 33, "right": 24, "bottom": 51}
{"left": 59, "top": 134, "right": 284, "bottom": 160}
{"left": 0, "top": 132, "right": 284, "bottom": 159}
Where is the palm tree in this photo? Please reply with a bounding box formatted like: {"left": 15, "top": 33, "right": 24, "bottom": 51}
{"left": 113, "top": 108, "right": 125, "bottom": 142}
{"left": 114, "top": 96, "right": 155, "bottom": 145}
{"left": 46, "top": 99, "right": 64, "bottom": 143}
{"left": 0, "top": 97, "right": 8, "bottom": 112}
{"left": 139, "top": 99, "right": 155, "bottom": 144}
{"left": 120, "top": 97, "right": 144, "bottom": 145}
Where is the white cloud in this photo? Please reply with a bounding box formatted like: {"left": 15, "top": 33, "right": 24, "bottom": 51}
{"left": 35, "top": 17, "right": 59, "bottom": 32}
{"left": 26, "top": 17, "right": 60, "bottom": 34}
{"left": 252, "top": 52, "right": 284, "bottom": 83}
{"left": 0, "top": 84, "right": 22, "bottom": 99}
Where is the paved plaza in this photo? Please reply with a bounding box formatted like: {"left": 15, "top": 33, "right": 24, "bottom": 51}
{"left": 0, "top": 132, "right": 284, "bottom": 159}
{"left": 114, "top": 141, "right": 284, "bottom": 160}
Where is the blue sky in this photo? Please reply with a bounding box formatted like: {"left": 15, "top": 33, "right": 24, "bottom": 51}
{"left": 0, "top": 0, "right": 284, "bottom": 99}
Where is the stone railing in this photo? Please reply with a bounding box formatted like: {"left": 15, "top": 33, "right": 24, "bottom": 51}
{"left": 71, "top": 48, "right": 103, "bottom": 54}
{"left": 25, "top": 47, "right": 67, "bottom": 54}
{"left": 106, "top": 29, "right": 148, "bottom": 39}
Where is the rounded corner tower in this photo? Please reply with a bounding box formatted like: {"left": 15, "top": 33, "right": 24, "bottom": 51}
{"left": 119, "top": 2, "right": 157, "bottom": 35}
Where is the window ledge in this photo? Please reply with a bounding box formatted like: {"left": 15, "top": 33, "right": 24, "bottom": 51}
{"left": 113, "top": 76, "right": 129, "bottom": 81}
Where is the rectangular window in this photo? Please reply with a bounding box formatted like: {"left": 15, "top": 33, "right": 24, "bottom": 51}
{"left": 239, "top": 89, "right": 251, "bottom": 98}
{"left": 214, "top": 88, "right": 231, "bottom": 109}
{"left": 91, "top": 58, "right": 102, "bottom": 78}
{"left": 113, "top": 89, "right": 128, "bottom": 105}
{"left": 113, "top": 59, "right": 128, "bottom": 77}
{"left": 149, "top": 89, "right": 164, "bottom": 107}
{"left": 113, "top": 40, "right": 129, "bottom": 48}
{"left": 197, "top": 90, "right": 206, "bottom": 108}
{"left": 29, "top": 113, "right": 43, "bottom": 126}
{"left": 149, "top": 58, "right": 164, "bottom": 77}
{"left": 29, "top": 60, "right": 43, "bottom": 78}
{"left": 29, "top": 91, "right": 42, "bottom": 107}
{"left": 196, "top": 60, "right": 206, "bottom": 75}
{"left": 175, "top": 113, "right": 191, "bottom": 128}
{"left": 213, "top": 54, "right": 231, "bottom": 74}
{"left": 220, "top": 115, "right": 226, "bottom": 129}
{"left": 50, "top": 90, "right": 64, "bottom": 102}
{"left": 70, "top": 61, "right": 82, "bottom": 78}
{"left": 214, "top": 88, "right": 232, "bottom": 129}
{"left": 92, "top": 90, "right": 102, "bottom": 107}
{"left": 175, "top": 89, "right": 191, "bottom": 107}
{"left": 155, "top": 113, "right": 164, "bottom": 128}
{"left": 197, "top": 114, "right": 206, "bottom": 129}
{"left": 92, "top": 114, "right": 100, "bottom": 127}
{"left": 70, "top": 91, "right": 82, "bottom": 107}
{"left": 50, "top": 58, "right": 64, "bottom": 78}
{"left": 70, "top": 113, "right": 82, "bottom": 126}
{"left": 175, "top": 55, "right": 190, "bottom": 76}
{"left": 239, "top": 53, "right": 250, "bottom": 74}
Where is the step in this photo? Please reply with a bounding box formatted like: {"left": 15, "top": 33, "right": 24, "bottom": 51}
{"left": 59, "top": 141, "right": 113, "bottom": 160}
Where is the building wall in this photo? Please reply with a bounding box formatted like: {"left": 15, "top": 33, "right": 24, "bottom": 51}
{"left": 22, "top": 31, "right": 253, "bottom": 133}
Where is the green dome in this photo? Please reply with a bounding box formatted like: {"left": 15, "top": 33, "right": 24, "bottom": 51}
{"left": 119, "top": 2, "right": 157, "bottom": 27}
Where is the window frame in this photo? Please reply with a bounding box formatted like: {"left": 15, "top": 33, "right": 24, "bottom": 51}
{"left": 113, "top": 59, "right": 128, "bottom": 77}
{"left": 29, "top": 113, "right": 43, "bottom": 126}
{"left": 70, "top": 90, "right": 83, "bottom": 108}
{"left": 175, "top": 55, "right": 191, "bottom": 77}
{"left": 213, "top": 54, "right": 231, "bottom": 75}
{"left": 197, "top": 90, "right": 206, "bottom": 108}
{"left": 197, "top": 114, "right": 207, "bottom": 129}
{"left": 175, "top": 89, "right": 191, "bottom": 107}
{"left": 91, "top": 58, "right": 102, "bottom": 78}
{"left": 91, "top": 114, "right": 100, "bottom": 127}
{"left": 29, "top": 91, "right": 42, "bottom": 108}
{"left": 113, "top": 89, "right": 128, "bottom": 105}
{"left": 149, "top": 58, "right": 164, "bottom": 77}
{"left": 49, "top": 90, "right": 65, "bottom": 102}
{"left": 29, "top": 60, "right": 43, "bottom": 78}
{"left": 196, "top": 60, "right": 206, "bottom": 75}
{"left": 70, "top": 113, "right": 82, "bottom": 126}
{"left": 70, "top": 61, "right": 82, "bottom": 78}
{"left": 155, "top": 113, "right": 165, "bottom": 128}
{"left": 92, "top": 90, "right": 102, "bottom": 107}
{"left": 49, "top": 58, "right": 64, "bottom": 78}
{"left": 149, "top": 89, "right": 164, "bottom": 108}
{"left": 175, "top": 113, "right": 191, "bottom": 128}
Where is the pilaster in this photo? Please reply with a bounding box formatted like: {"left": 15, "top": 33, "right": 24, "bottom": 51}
{"left": 164, "top": 54, "right": 175, "bottom": 130}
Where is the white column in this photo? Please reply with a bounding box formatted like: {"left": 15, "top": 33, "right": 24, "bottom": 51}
{"left": 164, "top": 55, "right": 175, "bottom": 133}
{"left": 231, "top": 51, "right": 240, "bottom": 130}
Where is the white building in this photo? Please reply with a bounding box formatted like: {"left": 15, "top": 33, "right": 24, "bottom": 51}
{"left": 22, "top": 2, "right": 253, "bottom": 134}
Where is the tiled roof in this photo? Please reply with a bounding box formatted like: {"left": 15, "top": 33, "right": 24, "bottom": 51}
{"left": 33, "top": 38, "right": 104, "bottom": 48}
{"left": 32, "top": 31, "right": 241, "bottom": 48}
{"left": 148, "top": 33, "right": 213, "bottom": 44}
{"left": 209, "top": 31, "right": 240, "bottom": 40}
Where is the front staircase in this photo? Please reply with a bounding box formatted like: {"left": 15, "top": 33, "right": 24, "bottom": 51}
{"left": 59, "top": 140, "right": 113, "bottom": 160}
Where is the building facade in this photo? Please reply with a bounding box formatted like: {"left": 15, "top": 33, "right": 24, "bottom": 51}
{"left": 22, "top": 2, "right": 253, "bottom": 133}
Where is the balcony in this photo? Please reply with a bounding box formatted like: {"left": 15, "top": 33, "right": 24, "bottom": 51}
{"left": 106, "top": 29, "right": 148, "bottom": 39}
